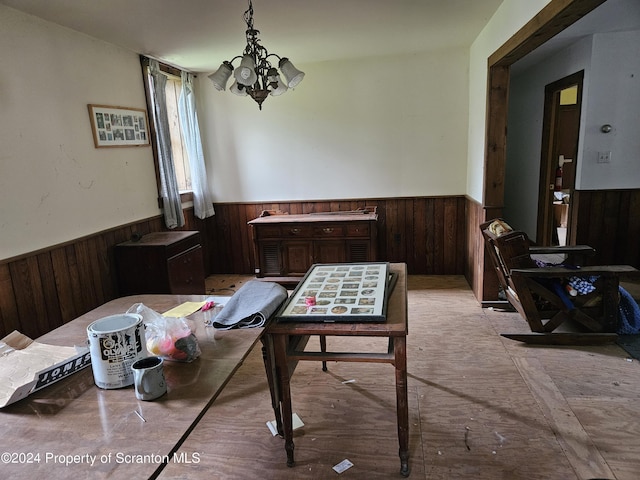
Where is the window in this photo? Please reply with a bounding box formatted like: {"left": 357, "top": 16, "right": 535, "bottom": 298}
{"left": 163, "top": 75, "right": 192, "bottom": 192}
{"left": 141, "top": 58, "right": 193, "bottom": 201}
{"left": 141, "top": 56, "right": 215, "bottom": 226}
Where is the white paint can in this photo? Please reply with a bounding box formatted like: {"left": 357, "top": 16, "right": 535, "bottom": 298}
{"left": 87, "top": 313, "right": 148, "bottom": 389}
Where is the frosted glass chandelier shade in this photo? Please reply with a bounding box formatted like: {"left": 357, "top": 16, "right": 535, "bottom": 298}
{"left": 234, "top": 55, "right": 258, "bottom": 86}
{"left": 230, "top": 81, "right": 248, "bottom": 96}
{"left": 208, "top": 62, "right": 233, "bottom": 91}
{"left": 279, "top": 58, "right": 305, "bottom": 88}
{"left": 267, "top": 70, "right": 288, "bottom": 96}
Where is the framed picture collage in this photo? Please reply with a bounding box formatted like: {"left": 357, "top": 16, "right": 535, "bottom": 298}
{"left": 276, "top": 262, "right": 395, "bottom": 323}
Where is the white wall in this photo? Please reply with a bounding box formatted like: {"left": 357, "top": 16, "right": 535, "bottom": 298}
{"left": 581, "top": 30, "right": 640, "bottom": 189}
{"left": 504, "top": 36, "right": 593, "bottom": 235}
{"left": 504, "top": 29, "right": 640, "bottom": 237}
{"left": 1, "top": 0, "right": 557, "bottom": 261}
{"left": 467, "top": 0, "right": 552, "bottom": 203}
{"left": 197, "top": 48, "right": 470, "bottom": 202}
{"left": 0, "top": 5, "right": 160, "bottom": 260}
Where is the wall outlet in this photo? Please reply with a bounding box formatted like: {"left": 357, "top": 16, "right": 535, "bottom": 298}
{"left": 597, "top": 151, "right": 611, "bottom": 163}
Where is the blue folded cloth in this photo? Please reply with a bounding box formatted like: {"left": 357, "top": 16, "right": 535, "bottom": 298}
{"left": 567, "top": 275, "right": 598, "bottom": 295}
{"left": 211, "top": 280, "right": 288, "bottom": 330}
{"left": 618, "top": 286, "right": 640, "bottom": 334}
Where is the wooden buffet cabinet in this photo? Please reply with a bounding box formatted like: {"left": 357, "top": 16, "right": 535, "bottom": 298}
{"left": 248, "top": 210, "right": 378, "bottom": 279}
{"left": 115, "top": 231, "right": 205, "bottom": 295}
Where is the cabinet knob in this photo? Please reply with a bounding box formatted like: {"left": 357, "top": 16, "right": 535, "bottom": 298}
{"left": 322, "top": 227, "right": 334, "bottom": 234}
{"left": 290, "top": 228, "right": 301, "bottom": 235}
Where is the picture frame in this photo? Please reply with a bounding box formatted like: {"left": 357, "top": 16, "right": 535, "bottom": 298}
{"left": 276, "top": 262, "right": 395, "bottom": 323}
{"left": 87, "top": 104, "right": 150, "bottom": 148}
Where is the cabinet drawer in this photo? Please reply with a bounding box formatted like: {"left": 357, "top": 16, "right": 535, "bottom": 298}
{"left": 255, "top": 225, "right": 281, "bottom": 239}
{"left": 313, "top": 225, "right": 345, "bottom": 237}
{"left": 346, "top": 223, "right": 370, "bottom": 237}
{"left": 165, "top": 233, "right": 201, "bottom": 258}
{"left": 283, "top": 225, "right": 313, "bottom": 237}
{"left": 167, "top": 245, "right": 205, "bottom": 294}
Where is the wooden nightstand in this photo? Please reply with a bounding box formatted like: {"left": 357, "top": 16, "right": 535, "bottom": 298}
{"left": 115, "top": 231, "right": 205, "bottom": 295}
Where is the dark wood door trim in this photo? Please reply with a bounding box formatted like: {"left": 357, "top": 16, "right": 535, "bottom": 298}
{"left": 537, "top": 71, "right": 584, "bottom": 246}
{"left": 480, "top": 0, "right": 607, "bottom": 300}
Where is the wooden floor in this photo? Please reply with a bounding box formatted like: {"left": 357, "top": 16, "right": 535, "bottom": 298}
{"left": 183, "top": 275, "right": 640, "bottom": 480}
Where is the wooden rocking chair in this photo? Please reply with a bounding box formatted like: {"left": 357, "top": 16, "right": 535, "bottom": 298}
{"left": 481, "top": 219, "right": 639, "bottom": 343}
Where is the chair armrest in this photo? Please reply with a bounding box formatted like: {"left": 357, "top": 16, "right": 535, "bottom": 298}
{"left": 529, "top": 245, "right": 595, "bottom": 256}
{"left": 511, "top": 265, "right": 639, "bottom": 278}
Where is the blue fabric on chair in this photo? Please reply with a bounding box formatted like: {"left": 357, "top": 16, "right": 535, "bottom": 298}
{"left": 567, "top": 275, "right": 598, "bottom": 295}
{"left": 617, "top": 286, "right": 640, "bottom": 334}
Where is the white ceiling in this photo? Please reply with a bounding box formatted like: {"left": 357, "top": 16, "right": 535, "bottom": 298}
{"left": 0, "top": 0, "right": 503, "bottom": 72}
{"left": 3, "top": 0, "right": 637, "bottom": 75}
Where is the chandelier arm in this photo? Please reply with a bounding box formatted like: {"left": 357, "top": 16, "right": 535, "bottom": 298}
{"left": 264, "top": 53, "right": 282, "bottom": 62}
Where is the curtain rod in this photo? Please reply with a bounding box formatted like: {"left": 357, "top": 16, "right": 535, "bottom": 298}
{"left": 140, "top": 55, "right": 197, "bottom": 78}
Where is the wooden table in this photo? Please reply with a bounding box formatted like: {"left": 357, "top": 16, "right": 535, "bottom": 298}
{"left": 0, "top": 295, "right": 262, "bottom": 480}
{"left": 265, "top": 263, "right": 410, "bottom": 476}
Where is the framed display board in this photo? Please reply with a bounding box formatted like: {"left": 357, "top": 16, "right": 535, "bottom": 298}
{"left": 276, "top": 262, "right": 394, "bottom": 323}
{"left": 87, "top": 104, "right": 150, "bottom": 148}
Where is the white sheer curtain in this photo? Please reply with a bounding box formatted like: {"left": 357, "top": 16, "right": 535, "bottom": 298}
{"left": 178, "top": 71, "right": 215, "bottom": 219}
{"left": 148, "top": 59, "right": 185, "bottom": 229}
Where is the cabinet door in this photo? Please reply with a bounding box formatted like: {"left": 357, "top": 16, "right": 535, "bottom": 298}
{"left": 115, "top": 247, "right": 168, "bottom": 294}
{"left": 282, "top": 241, "right": 313, "bottom": 276}
{"left": 258, "top": 242, "right": 282, "bottom": 277}
{"left": 315, "top": 240, "right": 346, "bottom": 264}
{"left": 167, "top": 245, "right": 205, "bottom": 294}
{"left": 346, "top": 240, "right": 371, "bottom": 262}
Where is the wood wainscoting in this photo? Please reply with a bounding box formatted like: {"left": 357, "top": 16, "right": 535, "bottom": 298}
{"left": 0, "top": 211, "right": 208, "bottom": 340}
{"left": 4, "top": 191, "right": 636, "bottom": 339}
{"left": 205, "top": 197, "right": 467, "bottom": 277}
{"left": 467, "top": 188, "right": 640, "bottom": 304}
{"left": 0, "top": 196, "right": 467, "bottom": 339}
{"left": 572, "top": 189, "right": 640, "bottom": 268}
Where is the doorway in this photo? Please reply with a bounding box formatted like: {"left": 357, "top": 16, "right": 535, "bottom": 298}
{"left": 479, "top": 0, "right": 607, "bottom": 303}
{"left": 537, "top": 71, "right": 584, "bottom": 246}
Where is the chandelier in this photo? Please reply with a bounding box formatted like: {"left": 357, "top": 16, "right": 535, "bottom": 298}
{"left": 208, "top": 0, "right": 305, "bottom": 110}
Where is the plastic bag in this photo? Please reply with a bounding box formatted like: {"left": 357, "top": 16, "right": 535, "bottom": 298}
{"left": 126, "top": 303, "right": 201, "bottom": 362}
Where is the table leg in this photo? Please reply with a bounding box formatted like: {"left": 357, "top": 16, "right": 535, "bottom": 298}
{"left": 261, "top": 336, "right": 283, "bottom": 436}
{"left": 319, "top": 335, "right": 327, "bottom": 372}
{"left": 394, "top": 336, "right": 410, "bottom": 477}
{"left": 274, "top": 333, "right": 295, "bottom": 467}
